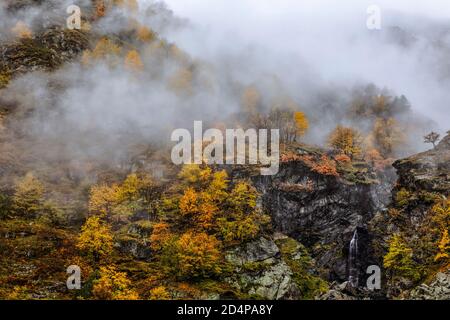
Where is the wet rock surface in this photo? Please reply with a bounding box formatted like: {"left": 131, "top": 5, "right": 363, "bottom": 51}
{"left": 253, "top": 160, "right": 386, "bottom": 284}
{"left": 225, "top": 237, "right": 301, "bottom": 300}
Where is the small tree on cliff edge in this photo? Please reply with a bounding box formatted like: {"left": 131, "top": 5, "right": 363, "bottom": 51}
{"left": 424, "top": 131, "right": 440, "bottom": 148}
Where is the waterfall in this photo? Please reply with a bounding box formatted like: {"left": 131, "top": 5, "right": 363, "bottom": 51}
{"left": 348, "top": 229, "right": 359, "bottom": 287}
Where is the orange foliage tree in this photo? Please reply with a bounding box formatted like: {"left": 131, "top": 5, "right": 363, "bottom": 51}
{"left": 176, "top": 231, "right": 222, "bottom": 278}
{"left": 311, "top": 155, "right": 339, "bottom": 176}
{"left": 94, "top": 0, "right": 107, "bottom": 18}
{"left": 149, "top": 222, "right": 173, "bottom": 251}
{"left": 88, "top": 173, "right": 148, "bottom": 220}
{"left": 150, "top": 165, "right": 270, "bottom": 280}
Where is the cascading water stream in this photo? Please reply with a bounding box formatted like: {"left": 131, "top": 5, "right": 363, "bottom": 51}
{"left": 348, "top": 229, "right": 359, "bottom": 287}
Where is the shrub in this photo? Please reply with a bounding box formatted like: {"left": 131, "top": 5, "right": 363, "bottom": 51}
{"left": 0, "top": 71, "right": 11, "bottom": 89}
{"left": 395, "top": 188, "right": 413, "bottom": 207}
{"left": 334, "top": 154, "right": 351, "bottom": 164}
{"left": 311, "top": 155, "right": 339, "bottom": 177}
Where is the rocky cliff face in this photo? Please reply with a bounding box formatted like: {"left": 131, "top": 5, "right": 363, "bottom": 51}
{"left": 375, "top": 133, "right": 450, "bottom": 298}
{"left": 225, "top": 236, "right": 300, "bottom": 300}
{"left": 393, "top": 134, "right": 450, "bottom": 196}
{"left": 251, "top": 149, "right": 395, "bottom": 286}
{"left": 249, "top": 135, "right": 449, "bottom": 299}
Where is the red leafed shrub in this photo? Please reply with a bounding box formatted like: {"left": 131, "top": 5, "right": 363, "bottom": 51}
{"left": 311, "top": 155, "right": 339, "bottom": 177}
{"left": 334, "top": 154, "right": 351, "bottom": 163}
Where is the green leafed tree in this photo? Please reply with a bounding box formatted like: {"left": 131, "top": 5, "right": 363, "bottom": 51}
{"left": 383, "top": 234, "right": 421, "bottom": 281}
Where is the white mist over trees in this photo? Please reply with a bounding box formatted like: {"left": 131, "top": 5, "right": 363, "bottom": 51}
{"left": 1, "top": 0, "right": 449, "bottom": 169}
{"left": 159, "top": 0, "right": 450, "bottom": 134}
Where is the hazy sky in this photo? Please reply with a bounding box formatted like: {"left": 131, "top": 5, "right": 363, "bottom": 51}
{"left": 159, "top": 0, "right": 450, "bottom": 20}
{"left": 138, "top": 0, "right": 450, "bottom": 131}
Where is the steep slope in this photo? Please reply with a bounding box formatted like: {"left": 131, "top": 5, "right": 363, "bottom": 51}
{"left": 250, "top": 145, "right": 396, "bottom": 286}
{"left": 370, "top": 133, "right": 450, "bottom": 298}
{"left": 393, "top": 133, "right": 450, "bottom": 195}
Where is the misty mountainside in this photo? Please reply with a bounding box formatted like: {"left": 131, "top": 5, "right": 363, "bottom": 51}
{"left": 0, "top": 0, "right": 449, "bottom": 300}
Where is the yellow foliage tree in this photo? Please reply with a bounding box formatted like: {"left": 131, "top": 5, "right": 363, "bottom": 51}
{"left": 94, "top": 38, "right": 122, "bottom": 57}
{"left": 371, "top": 117, "right": 404, "bottom": 157}
{"left": 77, "top": 216, "right": 114, "bottom": 263}
{"left": 207, "top": 170, "right": 229, "bottom": 202}
{"left": 217, "top": 181, "right": 263, "bottom": 243}
{"left": 11, "top": 21, "right": 32, "bottom": 39}
{"left": 178, "top": 165, "right": 264, "bottom": 238}
{"left": 82, "top": 38, "right": 122, "bottom": 67}
{"left": 176, "top": 231, "right": 222, "bottom": 278}
{"left": 294, "top": 111, "right": 309, "bottom": 140}
{"left": 92, "top": 266, "right": 139, "bottom": 300}
{"left": 228, "top": 181, "right": 257, "bottom": 214}
{"left": 124, "top": 50, "right": 144, "bottom": 72}
{"left": 383, "top": 234, "right": 420, "bottom": 281}
{"left": 12, "top": 173, "right": 44, "bottom": 217}
{"left": 137, "top": 26, "right": 156, "bottom": 43}
{"left": 116, "top": 173, "right": 141, "bottom": 202}
{"left": 178, "top": 164, "right": 210, "bottom": 187}
{"left": 179, "top": 187, "right": 199, "bottom": 216}
{"left": 0, "top": 71, "right": 11, "bottom": 89}
{"left": 149, "top": 286, "right": 170, "bottom": 300}
{"left": 431, "top": 199, "right": 450, "bottom": 229}
{"left": 435, "top": 229, "right": 450, "bottom": 262}
{"left": 328, "top": 125, "right": 362, "bottom": 159}
{"left": 150, "top": 222, "right": 173, "bottom": 251}
{"left": 196, "top": 196, "right": 218, "bottom": 230}
{"left": 88, "top": 184, "right": 120, "bottom": 216}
